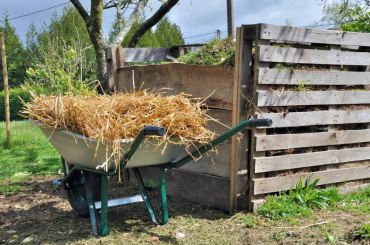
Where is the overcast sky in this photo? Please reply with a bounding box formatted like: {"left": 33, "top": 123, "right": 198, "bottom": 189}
{"left": 0, "top": 0, "right": 325, "bottom": 44}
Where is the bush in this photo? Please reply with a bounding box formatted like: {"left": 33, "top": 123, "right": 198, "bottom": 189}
{"left": 24, "top": 46, "right": 96, "bottom": 96}
{"left": 0, "top": 87, "right": 31, "bottom": 121}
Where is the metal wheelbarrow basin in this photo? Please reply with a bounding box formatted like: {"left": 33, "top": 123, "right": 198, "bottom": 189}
{"left": 34, "top": 121, "right": 184, "bottom": 170}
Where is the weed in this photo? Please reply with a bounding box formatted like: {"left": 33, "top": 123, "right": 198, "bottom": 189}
{"left": 352, "top": 223, "right": 370, "bottom": 240}
{"left": 242, "top": 214, "right": 258, "bottom": 228}
{"left": 296, "top": 79, "right": 309, "bottom": 91}
{"left": 258, "top": 177, "right": 341, "bottom": 220}
{"left": 326, "top": 233, "right": 337, "bottom": 244}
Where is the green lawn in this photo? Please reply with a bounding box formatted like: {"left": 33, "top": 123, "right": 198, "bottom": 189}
{"left": 0, "top": 121, "right": 60, "bottom": 194}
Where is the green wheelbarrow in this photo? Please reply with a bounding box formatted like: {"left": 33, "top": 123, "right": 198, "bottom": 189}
{"left": 34, "top": 118, "right": 272, "bottom": 237}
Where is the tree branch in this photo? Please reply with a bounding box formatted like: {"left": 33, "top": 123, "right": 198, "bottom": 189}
{"left": 127, "top": 0, "right": 179, "bottom": 47}
{"left": 112, "top": 0, "right": 148, "bottom": 45}
{"left": 70, "top": 0, "right": 89, "bottom": 22}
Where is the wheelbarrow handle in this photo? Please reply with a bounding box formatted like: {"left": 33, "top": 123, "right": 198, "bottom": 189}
{"left": 159, "top": 118, "right": 273, "bottom": 169}
{"left": 143, "top": 125, "right": 166, "bottom": 136}
{"left": 121, "top": 125, "right": 166, "bottom": 168}
{"left": 248, "top": 118, "right": 273, "bottom": 127}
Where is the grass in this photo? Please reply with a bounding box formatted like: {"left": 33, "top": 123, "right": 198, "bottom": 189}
{"left": 258, "top": 177, "right": 370, "bottom": 221}
{"left": 0, "top": 121, "right": 60, "bottom": 195}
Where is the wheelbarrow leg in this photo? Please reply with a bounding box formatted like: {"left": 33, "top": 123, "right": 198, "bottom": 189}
{"left": 99, "top": 174, "right": 109, "bottom": 236}
{"left": 132, "top": 168, "right": 169, "bottom": 225}
{"left": 159, "top": 169, "right": 169, "bottom": 224}
{"left": 83, "top": 172, "right": 99, "bottom": 236}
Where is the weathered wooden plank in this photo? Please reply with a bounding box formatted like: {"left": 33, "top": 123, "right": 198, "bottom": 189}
{"left": 258, "top": 45, "right": 370, "bottom": 66}
{"left": 137, "top": 167, "right": 231, "bottom": 211}
{"left": 258, "top": 109, "right": 370, "bottom": 128}
{"left": 257, "top": 90, "right": 370, "bottom": 107}
{"left": 256, "top": 129, "right": 370, "bottom": 151}
{"left": 339, "top": 182, "right": 370, "bottom": 194}
{"left": 255, "top": 147, "right": 370, "bottom": 173}
{"left": 167, "top": 169, "right": 231, "bottom": 211}
{"left": 254, "top": 165, "right": 370, "bottom": 194}
{"left": 121, "top": 48, "right": 170, "bottom": 62}
{"left": 117, "top": 63, "right": 234, "bottom": 110}
{"left": 259, "top": 23, "right": 370, "bottom": 47}
{"left": 258, "top": 68, "right": 370, "bottom": 86}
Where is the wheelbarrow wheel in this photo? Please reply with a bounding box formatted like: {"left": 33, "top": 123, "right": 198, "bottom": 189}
{"left": 61, "top": 158, "right": 102, "bottom": 218}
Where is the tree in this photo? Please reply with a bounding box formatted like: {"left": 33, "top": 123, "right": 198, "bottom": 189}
{"left": 70, "top": 0, "right": 180, "bottom": 90}
{"left": 155, "top": 17, "right": 184, "bottom": 47}
{"left": 321, "top": 0, "right": 370, "bottom": 32}
{"left": 0, "top": 19, "right": 26, "bottom": 89}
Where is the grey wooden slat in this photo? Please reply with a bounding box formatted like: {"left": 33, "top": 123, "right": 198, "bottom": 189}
{"left": 258, "top": 45, "right": 370, "bottom": 66}
{"left": 254, "top": 165, "right": 370, "bottom": 194}
{"left": 255, "top": 147, "right": 370, "bottom": 173}
{"left": 122, "top": 48, "right": 170, "bottom": 62}
{"left": 258, "top": 110, "right": 370, "bottom": 128}
{"left": 256, "top": 129, "right": 370, "bottom": 151}
{"left": 258, "top": 68, "right": 370, "bottom": 85}
{"left": 257, "top": 90, "right": 370, "bottom": 107}
{"left": 259, "top": 23, "right": 370, "bottom": 47}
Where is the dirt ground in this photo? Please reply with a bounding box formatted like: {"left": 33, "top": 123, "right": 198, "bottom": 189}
{"left": 0, "top": 175, "right": 368, "bottom": 245}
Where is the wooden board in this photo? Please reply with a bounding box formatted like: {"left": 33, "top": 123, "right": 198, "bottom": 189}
{"left": 256, "top": 129, "right": 370, "bottom": 151}
{"left": 117, "top": 63, "right": 234, "bottom": 110}
{"left": 136, "top": 168, "right": 231, "bottom": 211}
{"left": 255, "top": 147, "right": 370, "bottom": 173}
{"left": 259, "top": 23, "right": 370, "bottom": 47}
{"left": 258, "top": 109, "right": 370, "bottom": 128}
{"left": 257, "top": 90, "right": 370, "bottom": 107}
{"left": 258, "top": 68, "right": 370, "bottom": 86}
{"left": 121, "top": 48, "right": 170, "bottom": 62}
{"left": 167, "top": 169, "right": 231, "bottom": 211}
{"left": 254, "top": 165, "right": 370, "bottom": 194}
{"left": 258, "top": 45, "right": 370, "bottom": 66}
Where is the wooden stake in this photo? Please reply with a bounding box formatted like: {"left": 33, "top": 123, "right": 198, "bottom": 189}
{"left": 0, "top": 32, "right": 10, "bottom": 146}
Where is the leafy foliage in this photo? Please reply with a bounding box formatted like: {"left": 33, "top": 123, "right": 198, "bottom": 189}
{"left": 0, "top": 87, "right": 31, "bottom": 121}
{"left": 155, "top": 17, "right": 184, "bottom": 47}
{"left": 321, "top": 1, "right": 370, "bottom": 33}
{"left": 23, "top": 46, "right": 96, "bottom": 96}
{"left": 0, "top": 19, "right": 27, "bottom": 89}
{"left": 177, "top": 38, "right": 235, "bottom": 65}
{"left": 26, "top": 7, "right": 96, "bottom": 81}
{"left": 113, "top": 15, "right": 184, "bottom": 48}
{"left": 258, "top": 177, "right": 342, "bottom": 220}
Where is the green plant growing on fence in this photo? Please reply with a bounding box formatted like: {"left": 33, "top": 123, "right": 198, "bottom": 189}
{"left": 296, "top": 80, "right": 309, "bottom": 91}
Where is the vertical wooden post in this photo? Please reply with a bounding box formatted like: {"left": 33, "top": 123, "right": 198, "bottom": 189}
{"left": 226, "top": 0, "right": 234, "bottom": 38}
{"left": 0, "top": 32, "right": 10, "bottom": 146}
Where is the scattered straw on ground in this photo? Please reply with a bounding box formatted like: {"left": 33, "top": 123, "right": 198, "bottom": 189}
{"left": 23, "top": 91, "right": 216, "bottom": 172}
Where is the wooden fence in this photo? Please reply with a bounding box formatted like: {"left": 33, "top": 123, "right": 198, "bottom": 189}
{"left": 237, "top": 24, "right": 370, "bottom": 211}
{"left": 106, "top": 25, "right": 370, "bottom": 212}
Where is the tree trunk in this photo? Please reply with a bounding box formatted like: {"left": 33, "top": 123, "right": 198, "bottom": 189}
{"left": 89, "top": 0, "right": 107, "bottom": 93}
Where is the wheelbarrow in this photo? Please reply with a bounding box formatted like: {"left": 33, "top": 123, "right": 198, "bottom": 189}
{"left": 34, "top": 118, "right": 272, "bottom": 237}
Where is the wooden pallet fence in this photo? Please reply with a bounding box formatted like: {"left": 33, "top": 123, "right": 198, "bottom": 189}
{"left": 241, "top": 24, "right": 370, "bottom": 211}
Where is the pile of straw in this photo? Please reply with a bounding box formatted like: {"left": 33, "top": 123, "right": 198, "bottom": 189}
{"left": 23, "top": 91, "right": 215, "bottom": 172}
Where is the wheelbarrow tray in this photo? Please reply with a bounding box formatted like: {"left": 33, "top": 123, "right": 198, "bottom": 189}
{"left": 33, "top": 121, "right": 184, "bottom": 170}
